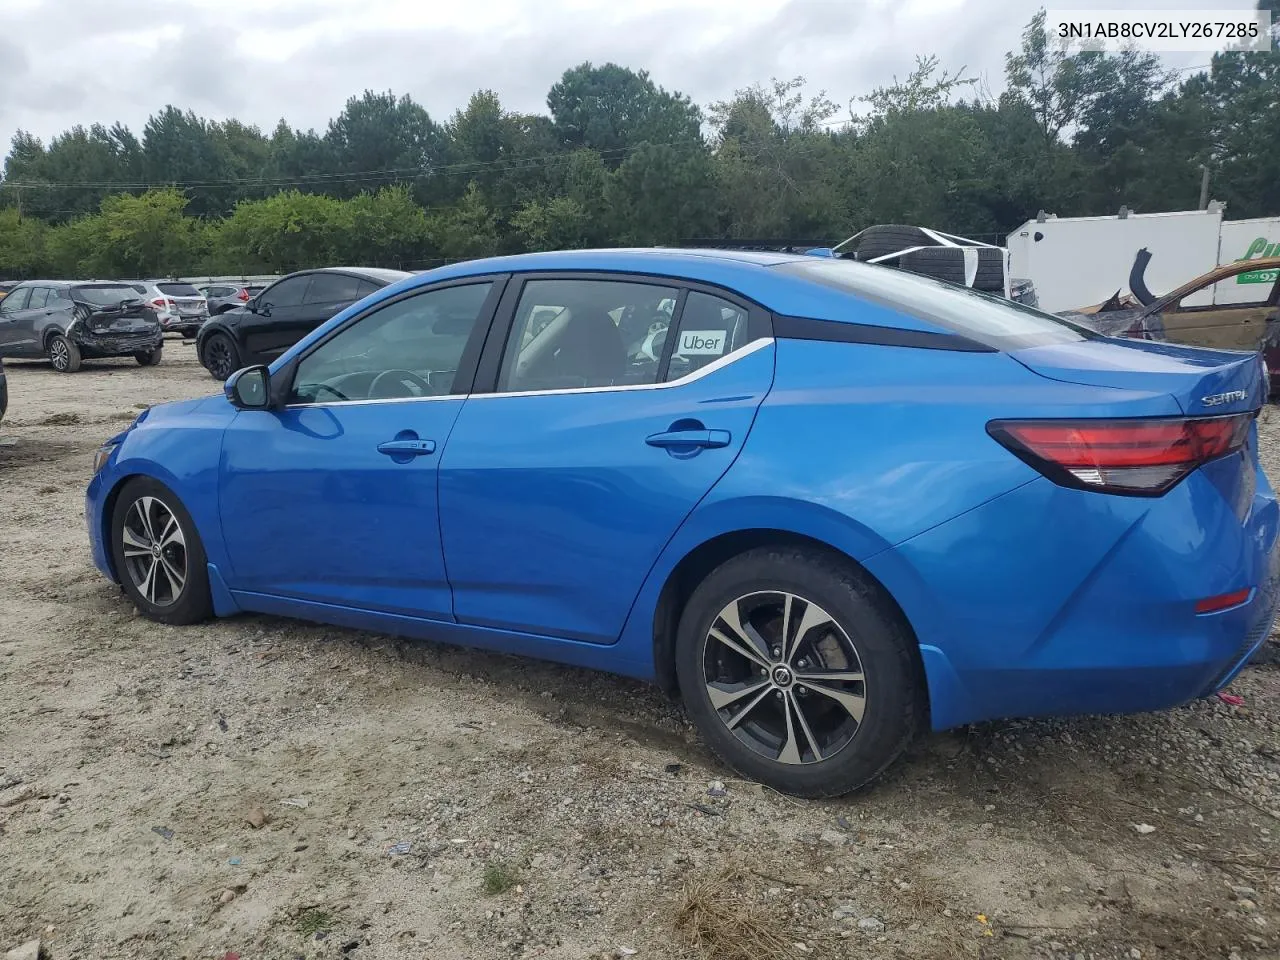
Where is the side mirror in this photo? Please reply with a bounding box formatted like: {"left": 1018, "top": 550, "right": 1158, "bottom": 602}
{"left": 225, "top": 365, "right": 271, "bottom": 410}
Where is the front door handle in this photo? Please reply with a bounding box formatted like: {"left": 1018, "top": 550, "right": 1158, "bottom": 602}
{"left": 645, "top": 428, "right": 731, "bottom": 449}
{"left": 377, "top": 438, "right": 436, "bottom": 456}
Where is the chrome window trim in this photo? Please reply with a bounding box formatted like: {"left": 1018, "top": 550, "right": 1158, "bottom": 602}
{"left": 283, "top": 337, "right": 773, "bottom": 409}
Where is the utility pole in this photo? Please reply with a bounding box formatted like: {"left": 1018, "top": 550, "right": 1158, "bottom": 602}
{"left": 1198, "top": 164, "right": 1210, "bottom": 211}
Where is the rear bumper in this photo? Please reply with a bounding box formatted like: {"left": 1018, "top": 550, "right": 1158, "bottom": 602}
{"left": 72, "top": 327, "right": 163, "bottom": 358}
{"left": 866, "top": 444, "right": 1280, "bottom": 730}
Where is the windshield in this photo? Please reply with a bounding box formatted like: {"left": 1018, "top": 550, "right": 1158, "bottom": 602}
{"left": 157, "top": 282, "right": 201, "bottom": 297}
{"left": 776, "top": 259, "right": 1097, "bottom": 349}
{"left": 72, "top": 284, "right": 144, "bottom": 307}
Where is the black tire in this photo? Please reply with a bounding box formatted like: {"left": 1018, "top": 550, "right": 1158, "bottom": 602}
{"left": 109, "top": 477, "right": 212, "bottom": 626}
{"left": 899, "top": 247, "right": 1006, "bottom": 292}
{"left": 200, "top": 331, "right": 240, "bottom": 381}
{"left": 674, "top": 546, "right": 923, "bottom": 797}
{"left": 134, "top": 346, "right": 163, "bottom": 366}
{"left": 47, "top": 333, "right": 81, "bottom": 373}
{"left": 852, "top": 225, "right": 935, "bottom": 262}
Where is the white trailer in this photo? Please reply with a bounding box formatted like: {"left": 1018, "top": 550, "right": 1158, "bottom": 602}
{"left": 1007, "top": 206, "right": 1280, "bottom": 313}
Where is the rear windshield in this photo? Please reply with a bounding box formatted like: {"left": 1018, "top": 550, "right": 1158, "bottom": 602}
{"left": 775, "top": 259, "right": 1096, "bottom": 349}
{"left": 157, "top": 282, "right": 201, "bottom": 297}
{"left": 72, "top": 284, "right": 144, "bottom": 306}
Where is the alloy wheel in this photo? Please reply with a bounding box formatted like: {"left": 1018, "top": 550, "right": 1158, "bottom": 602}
{"left": 120, "top": 495, "right": 187, "bottom": 607}
{"left": 205, "top": 337, "right": 234, "bottom": 379}
{"left": 50, "top": 338, "right": 69, "bottom": 371}
{"left": 701, "top": 592, "right": 867, "bottom": 765}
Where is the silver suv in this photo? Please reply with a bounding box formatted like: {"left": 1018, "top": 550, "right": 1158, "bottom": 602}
{"left": 124, "top": 281, "right": 208, "bottom": 336}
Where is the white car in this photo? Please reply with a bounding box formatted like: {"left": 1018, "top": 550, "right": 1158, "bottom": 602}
{"left": 124, "top": 281, "right": 208, "bottom": 336}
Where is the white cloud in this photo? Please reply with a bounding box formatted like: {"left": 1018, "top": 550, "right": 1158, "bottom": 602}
{"left": 0, "top": 0, "right": 1251, "bottom": 151}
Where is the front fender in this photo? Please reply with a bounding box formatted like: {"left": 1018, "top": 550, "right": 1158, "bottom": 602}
{"left": 90, "top": 398, "right": 234, "bottom": 577}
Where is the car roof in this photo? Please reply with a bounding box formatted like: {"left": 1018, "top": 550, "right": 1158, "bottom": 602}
{"left": 393, "top": 248, "right": 944, "bottom": 333}
{"left": 282, "top": 266, "right": 413, "bottom": 284}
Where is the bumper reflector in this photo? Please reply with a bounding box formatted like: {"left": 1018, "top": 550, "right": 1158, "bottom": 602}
{"left": 1195, "top": 588, "right": 1252, "bottom": 615}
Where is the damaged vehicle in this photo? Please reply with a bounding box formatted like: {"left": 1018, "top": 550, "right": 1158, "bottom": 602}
{"left": 0, "top": 281, "right": 164, "bottom": 372}
{"left": 1061, "top": 251, "right": 1280, "bottom": 394}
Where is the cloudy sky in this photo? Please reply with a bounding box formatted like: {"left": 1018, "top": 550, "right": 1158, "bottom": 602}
{"left": 0, "top": 0, "right": 1256, "bottom": 150}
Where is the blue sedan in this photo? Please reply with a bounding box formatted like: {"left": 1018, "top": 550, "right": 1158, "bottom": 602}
{"left": 85, "top": 249, "right": 1279, "bottom": 796}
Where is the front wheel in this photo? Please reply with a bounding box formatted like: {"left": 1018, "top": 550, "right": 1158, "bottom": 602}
{"left": 675, "top": 547, "right": 923, "bottom": 797}
{"left": 109, "top": 478, "right": 212, "bottom": 625}
{"left": 134, "top": 346, "right": 163, "bottom": 366}
{"left": 200, "top": 331, "right": 240, "bottom": 381}
{"left": 48, "top": 334, "right": 81, "bottom": 373}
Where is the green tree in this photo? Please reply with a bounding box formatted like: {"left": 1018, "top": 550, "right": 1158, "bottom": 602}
{"left": 0, "top": 208, "right": 48, "bottom": 278}
{"left": 211, "top": 189, "right": 349, "bottom": 272}
{"left": 548, "top": 63, "right": 703, "bottom": 161}
{"left": 429, "top": 182, "right": 499, "bottom": 259}
{"left": 324, "top": 90, "right": 446, "bottom": 202}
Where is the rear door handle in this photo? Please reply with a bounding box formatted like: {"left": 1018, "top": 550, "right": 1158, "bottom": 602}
{"left": 645, "top": 429, "right": 731, "bottom": 449}
{"left": 377, "top": 438, "right": 436, "bottom": 456}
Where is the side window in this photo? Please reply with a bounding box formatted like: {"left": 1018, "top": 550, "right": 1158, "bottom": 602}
{"left": 304, "top": 273, "right": 363, "bottom": 305}
{"left": 290, "top": 282, "right": 494, "bottom": 404}
{"left": 261, "top": 276, "right": 310, "bottom": 309}
{"left": 26, "top": 288, "right": 50, "bottom": 309}
{"left": 498, "top": 278, "right": 679, "bottom": 392}
{"left": 355, "top": 279, "right": 380, "bottom": 299}
{"left": 0, "top": 288, "right": 30, "bottom": 314}
{"left": 662, "top": 292, "right": 751, "bottom": 382}
{"left": 51, "top": 287, "right": 72, "bottom": 301}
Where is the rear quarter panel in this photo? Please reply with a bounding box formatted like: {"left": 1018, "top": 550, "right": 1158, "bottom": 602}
{"left": 616, "top": 337, "right": 1185, "bottom": 677}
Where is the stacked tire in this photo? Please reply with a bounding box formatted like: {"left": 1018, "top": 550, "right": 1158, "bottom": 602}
{"left": 848, "top": 225, "right": 1006, "bottom": 294}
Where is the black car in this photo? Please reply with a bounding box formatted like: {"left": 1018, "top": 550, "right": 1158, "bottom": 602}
{"left": 199, "top": 282, "right": 269, "bottom": 316}
{"left": 196, "top": 267, "right": 409, "bottom": 380}
{"left": 0, "top": 281, "right": 164, "bottom": 373}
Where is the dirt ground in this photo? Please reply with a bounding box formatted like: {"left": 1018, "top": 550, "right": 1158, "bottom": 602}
{"left": 1, "top": 342, "right": 1278, "bottom": 960}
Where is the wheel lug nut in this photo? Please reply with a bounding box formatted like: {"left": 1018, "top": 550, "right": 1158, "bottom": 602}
{"left": 771, "top": 647, "right": 782, "bottom": 659}
{"left": 775, "top": 690, "right": 783, "bottom": 700}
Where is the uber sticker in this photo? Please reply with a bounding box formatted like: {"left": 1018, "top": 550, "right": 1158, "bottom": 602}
{"left": 679, "top": 330, "right": 726, "bottom": 356}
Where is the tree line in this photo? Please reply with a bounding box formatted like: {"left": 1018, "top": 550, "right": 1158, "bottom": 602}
{"left": 1, "top": 6, "right": 1277, "bottom": 280}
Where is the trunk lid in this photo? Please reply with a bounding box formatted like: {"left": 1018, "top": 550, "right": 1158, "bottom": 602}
{"left": 1010, "top": 337, "right": 1266, "bottom": 416}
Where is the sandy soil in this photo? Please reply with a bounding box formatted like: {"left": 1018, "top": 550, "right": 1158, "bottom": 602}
{"left": 1, "top": 343, "right": 1277, "bottom": 960}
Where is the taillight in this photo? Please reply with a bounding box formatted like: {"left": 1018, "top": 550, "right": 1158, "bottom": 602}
{"left": 987, "top": 414, "right": 1254, "bottom": 496}
{"left": 150, "top": 298, "right": 165, "bottom": 308}
{"left": 238, "top": 289, "right": 250, "bottom": 301}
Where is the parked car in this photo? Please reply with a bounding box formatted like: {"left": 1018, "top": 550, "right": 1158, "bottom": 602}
{"left": 0, "top": 280, "right": 163, "bottom": 372}
{"left": 196, "top": 267, "right": 409, "bottom": 380}
{"left": 85, "top": 249, "right": 1276, "bottom": 796}
{"left": 1061, "top": 253, "right": 1280, "bottom": 394}
{"left": 123, "top": 281, "right": 208, "bottom": 337}
{"left": 200, "top": 282, "right": 267, "bottom": 316}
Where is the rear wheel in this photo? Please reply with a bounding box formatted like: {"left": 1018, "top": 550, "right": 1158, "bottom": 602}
{"left": 134, "top": 346, "right": 163, "bottom": 366}
{"left": 109, "top": 477, "right": 212, "bottom": 625}
{"left": 201, "top": 331, "right": 240, "bottom": 381}
{"left": 47, "top": 334, "right": 81, "bottom": 373}
{"left": 675, "top": 547, "right": 922, "bottom": 797}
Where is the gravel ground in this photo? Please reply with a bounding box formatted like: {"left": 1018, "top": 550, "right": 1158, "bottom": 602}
{"left": 1, "top": 343, "right": 1277, "bottom": 960}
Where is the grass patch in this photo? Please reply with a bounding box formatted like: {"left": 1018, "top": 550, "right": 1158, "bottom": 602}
{"left": 295, "top": 907, "right": 334, "bottom": 936}
{"left": 482, "top": 860, "right": 519, "bottom": 896}
{"left": 673, "top": 866, "right": 795, "bottom": 960}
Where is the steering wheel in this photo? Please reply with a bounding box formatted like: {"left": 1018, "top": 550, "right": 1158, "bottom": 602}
{"left": 309, "top": 382, "right": 349, "bottom": 402}
{"left": 369, "top": 369, "right": 432, "bottom": 400}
